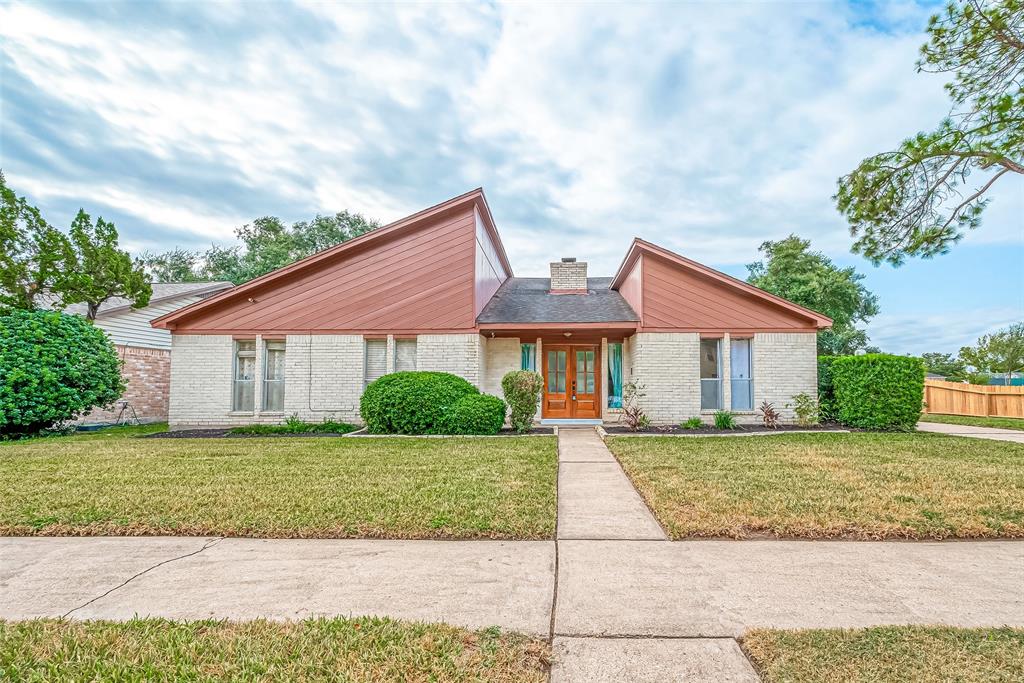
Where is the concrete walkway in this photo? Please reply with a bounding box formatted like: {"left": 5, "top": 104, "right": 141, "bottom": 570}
{"left": 918, "top": 420, "right": 1024, "bottom": 443}
{"left": 556, "top": 427, "right": 666, "bottom": 540}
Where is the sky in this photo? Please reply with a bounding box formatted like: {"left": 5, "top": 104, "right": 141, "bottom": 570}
{"left": 1, "top": 0, "right": 1021, "bottom": 355}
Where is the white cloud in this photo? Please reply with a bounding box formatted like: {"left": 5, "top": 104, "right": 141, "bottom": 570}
{"left": 868, "top": 308, "right": 1023, "bottom": 356}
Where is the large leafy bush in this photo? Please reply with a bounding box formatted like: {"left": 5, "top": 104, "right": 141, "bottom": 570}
{"left": 501, "top": 370, "right": 542, "bottom": 434}
{"left": 441, "top": 394, "right": 507, "bottom": 435}
{"left": 0, "top": 309, "right": 123, "bottom": 438}
{"left": 359, "top": 371, "right": 479, "bottom": 434}
{"left": 817, "top": 355, "right": 838, "bottom": 421}
{"left": 831, "top": 354, "right": 925, "bottom": 430}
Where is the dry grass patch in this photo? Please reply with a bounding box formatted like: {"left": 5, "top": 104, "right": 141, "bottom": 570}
{"left": 920, "top": 414, "right": 1024, "bottom": 432}
{"left": 608, "top": 433, "right": 1024, "bottom": 539}
{"left": 0, "top": 617, "right": 549, "bottom": 682}
{"left": 0, "top": 432, "right": 556, "bottom": 539}
{"left": 743, "top": 626, "right": 1024, "bottom": 683}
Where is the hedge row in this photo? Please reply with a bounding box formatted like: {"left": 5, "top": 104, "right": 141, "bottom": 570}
{"left": 819, "top": 353, "right": 924, "bottom": 431}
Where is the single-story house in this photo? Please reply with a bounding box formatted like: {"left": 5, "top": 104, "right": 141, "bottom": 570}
{"left": 63, "top": 281, "right": 233, "bottom": 424}
{"left": 152, "top": 189, "right": 830, "bottom": 427}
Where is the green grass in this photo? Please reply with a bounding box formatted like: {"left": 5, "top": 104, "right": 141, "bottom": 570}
{"left": 743, "top": 626, "right": 1024, "bottom": 683}
{"left": 921, "top": 413, "right": 1024, "bottom": 432}
{"left": 0, "top": 431, "right": 556, "bottom": 539}
{"left": 0, "top": 617, "right": 549, "bottom": 682}
{"left": 607, "top": 432, "right": 1024, "bottom": 539}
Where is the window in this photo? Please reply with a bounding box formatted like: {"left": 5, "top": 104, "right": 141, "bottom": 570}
{"left": 576, "top": 349, "right": 595, "bottom": 394}
{"left": 233, "top": 340, "right": 256, "bottom": 411}
{"left": 700, "top": 338, "right": 722, "bottom": 410}
{"left": 394, "top": 338, "right": 417, "bottom": 372}
{"left": 364, "top": 339, "right": 387, "bottom": 388}
{"left": 263, "top": 340, "right": 286, "bottom": 412}
{"left": 730, "top": 338, "right": 753, "bottom": 411}
{"left": 607, "top": 343, "right": 623, "bottom": 408}
{"left": 520, "top": 343, "right": 536, "bottom": 371}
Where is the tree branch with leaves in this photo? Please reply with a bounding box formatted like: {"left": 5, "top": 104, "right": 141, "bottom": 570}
{"left": 836, "top": 0, "right": 1023, "bottom": 265}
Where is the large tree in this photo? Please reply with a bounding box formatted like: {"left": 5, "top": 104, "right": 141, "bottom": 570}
{"left": 142, "top": 210, "right": 380, "bottom": 285}
{"left": 960, "top": 321, "right": 1024, "bottom": 382}
{"left": 0, "top": 172, "right": 74, "bottom": 309}
{"left": 747, "top": 235, "right": 880, "bottom": 355}
{"left": 64, "top": 210, "right": 152, "bottom": 319}
{"left": 835, "top": 0, "right": 1023, "bottom": 265}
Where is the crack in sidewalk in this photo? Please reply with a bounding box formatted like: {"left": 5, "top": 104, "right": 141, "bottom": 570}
{"left": 62, "top": 537, "right": 223, "bottom": 618}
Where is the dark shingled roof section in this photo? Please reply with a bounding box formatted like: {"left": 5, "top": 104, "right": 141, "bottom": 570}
{"left": 477, "top": 277, "right": 640, "bottom": 324}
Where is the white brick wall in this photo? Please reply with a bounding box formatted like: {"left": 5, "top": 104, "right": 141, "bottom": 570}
{"left": 752, "top": 332, "right": 818, "bottom": 420}
{"left": 169, "top": 334, "right": 234, "bottom": 425}
{"left": 483, "top": 336, "right": 520, "bottom": 398}
{"left": 623, "top": 331, "right": 817, "bottom": 424}
{"left": 417, "top": 334, "right": 485, "bottom": 387}
{"left": 169, "top": 333, "right": 365, "bottom": 427}
{"left": 627, "top": 332, "right": 701, "bottom": 423}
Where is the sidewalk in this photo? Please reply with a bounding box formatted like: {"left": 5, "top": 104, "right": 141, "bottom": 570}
{"left": 3, "top": 427, "right": 1024, "bottom": 682}
{"left": 917, "top": 420, "right": 1024, "bottom": 443}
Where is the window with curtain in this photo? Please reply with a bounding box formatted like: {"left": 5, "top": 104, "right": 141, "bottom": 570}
{"left": 700, "top": 338, "right": 722, "bottom": 410}
{"left": 730, "top": 338, "right": 753, "bottom": 411}
{"left": 233, "top": 340, "right": 256, "bottom": 411}
{"left": 394, "top": 338, "right": 417, "bottom": 372}
{"left": 520, "top": 343, "right": 536, "bottom": 371}
{"left": 263, "top": 340, "right": 286, "bottom": 412}
{"left": 364, "top": 339, "right": 387, "bottom": 388}
{"left": 607, "top": 343, "right": 623, "bottom": 408}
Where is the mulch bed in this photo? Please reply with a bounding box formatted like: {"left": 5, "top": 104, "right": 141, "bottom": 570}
{"left": 603, "top": 422, "right": 849, "bottom": 435}
{"left": 142, "top": 427, "right": 555, "bottom": 439}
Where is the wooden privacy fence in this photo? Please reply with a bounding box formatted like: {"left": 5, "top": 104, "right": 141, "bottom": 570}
{"left": 923, "top": 379, "right": 1024, "bottom": 418}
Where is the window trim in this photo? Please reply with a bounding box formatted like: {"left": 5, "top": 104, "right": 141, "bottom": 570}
{"left": 364, "top": 337, "right": 388, "bottom": 389}
{"left": 232, "top": 339, "right": 257, "bottom": 412}
{"left": 262, "top": 339, "right": 286, "bottom": 413}
{"left": 394, "top": 337, "right": 417, "bottom": 372}
{"left": 699, "top": 337, "right": 723, "bottom": 411}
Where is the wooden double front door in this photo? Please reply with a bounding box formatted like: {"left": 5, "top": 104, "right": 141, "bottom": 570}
{"left": 542, "top": 344, "right": 601, "bottom": 419}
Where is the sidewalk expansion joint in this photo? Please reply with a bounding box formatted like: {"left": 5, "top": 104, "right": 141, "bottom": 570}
{"left": 62, "top": 537, "right": 223, "bottom": 618}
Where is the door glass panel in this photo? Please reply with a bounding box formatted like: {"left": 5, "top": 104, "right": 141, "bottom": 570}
{"left": 576, "top": 349, "right": 595, "bottom": 395}
{"left": 548, "top": 350, "right": 567, "bottom": 393}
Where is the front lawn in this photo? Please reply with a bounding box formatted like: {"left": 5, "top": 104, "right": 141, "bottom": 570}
{"left": 743, "top": 626, "right": 1024, "bottom": 683}
{"left": 608, "top": 433, "right": 1024, "bottom": 539}
{"left": 921, "top": 413, "right": 1024, "bottom": 432}
{"left": 0, "top": 432, "right": 556, "bottom": 539}
{"left": 0, "top": 617, "right": 549, "bottom": 682}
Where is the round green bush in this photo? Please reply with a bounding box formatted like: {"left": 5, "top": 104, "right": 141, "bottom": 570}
{"left": 501, "top": 370, "right": 543, "bottom": 433}
{"left": 831, "top": 353, "right": 925, "bottom": 430}
{"left": 441, "top": 394, "right": 507, "bottom": 435}
{"left": 359, "top": 371, "right": 479, "bottom": 434}
{"left": 0, "top": 309, "right": 124, "bottom": 438}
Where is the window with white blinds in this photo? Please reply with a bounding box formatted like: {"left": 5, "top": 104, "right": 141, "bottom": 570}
{"left": 395, "top": 338, "right": 417, "bottom": 372}
{"left": 364, "top": 339, "right": 387, "bottom": 387}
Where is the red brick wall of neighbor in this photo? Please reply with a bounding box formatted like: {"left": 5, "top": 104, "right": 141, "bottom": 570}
{"left": 78, "top": 345, "right": 171, "bottom": 424}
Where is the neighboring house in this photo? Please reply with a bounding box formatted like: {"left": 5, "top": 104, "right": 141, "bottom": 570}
{"left": 152, "top": 189, "right": 831, "bottom": 428}
{"left": 65, "top": 282, "right": 234, "bottom": 424}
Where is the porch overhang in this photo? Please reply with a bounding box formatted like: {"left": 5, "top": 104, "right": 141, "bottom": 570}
{"left": 477, "top": 321, "right": 638, "bottom": 341}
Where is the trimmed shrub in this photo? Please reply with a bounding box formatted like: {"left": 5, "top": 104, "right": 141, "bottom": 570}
{"left": 360, "top": 371, "right": 478, "bottom": 434}
{"left": 441, "top": 394, "right": 507, "bottom": 435}
{"left": 501, "top": 370, "right": 542, "bottom": 433}
{"left": 0, "top": 309, "right": 124, "bottom": 438}
{"left": 817, "top": 355, "right": 839, "bottom": 420}
{"left": 831, "top": 354, "right": 925, "bottom": 430}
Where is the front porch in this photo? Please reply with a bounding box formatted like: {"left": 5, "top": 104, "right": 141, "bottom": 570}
{"left": 479, "top": 324, "right": 634, "bottom": 425}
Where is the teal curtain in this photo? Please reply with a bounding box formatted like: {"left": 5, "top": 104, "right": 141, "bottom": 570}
{"left": 521, "top": 343, "right": 536, "bottom": 371}
{"left": 608, "top": 343, "right": 623, "bottom": 408}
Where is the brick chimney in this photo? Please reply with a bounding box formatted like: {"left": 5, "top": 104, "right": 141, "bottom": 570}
{"left": 550, "top": 257, "right": 588, "bottom": 292}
